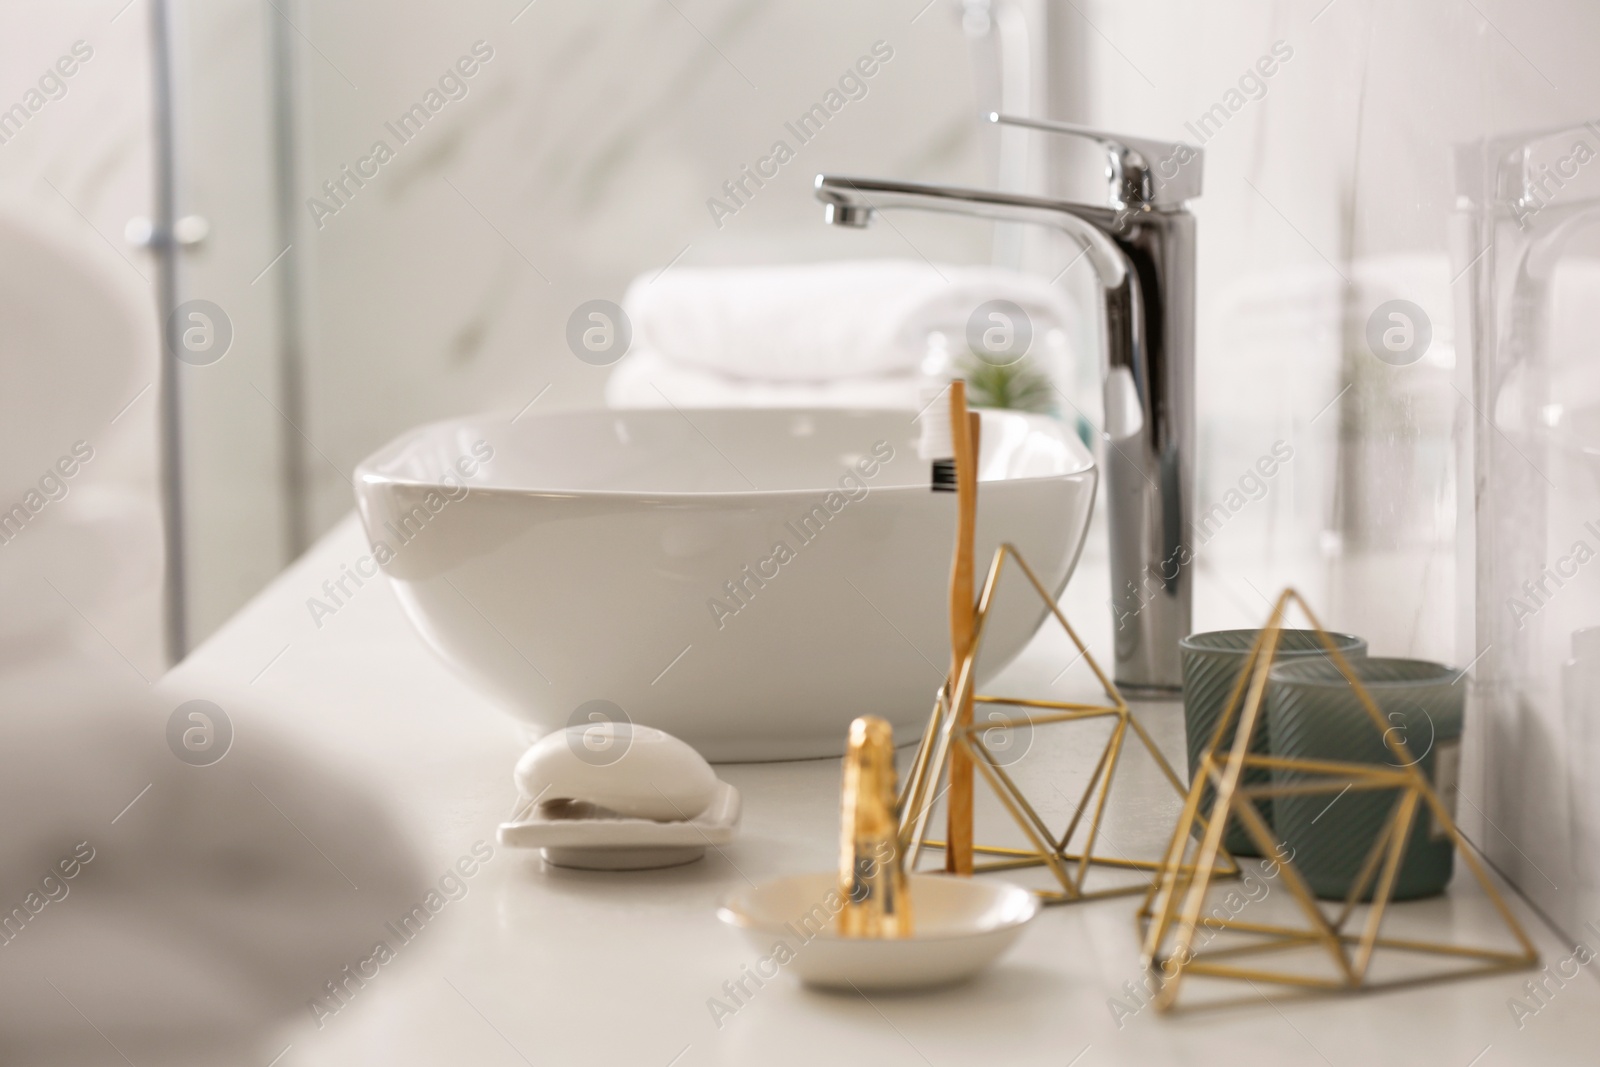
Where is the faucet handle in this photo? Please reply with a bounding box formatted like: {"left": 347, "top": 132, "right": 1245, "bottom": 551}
{"left": 987, "top": 113, "right": 1202, "bottom": 211}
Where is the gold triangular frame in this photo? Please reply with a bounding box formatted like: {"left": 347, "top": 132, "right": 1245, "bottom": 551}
{"left": 1137, "top": 587, "right": 1540, "bottom": 1010}
{"left": 897, "top": 543, "right": 1237, "bottom": 904}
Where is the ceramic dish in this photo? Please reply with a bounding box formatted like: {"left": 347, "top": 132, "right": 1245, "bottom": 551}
{"left": 717, "top": 871, "right": 1038, "bottom": 991}
{"left": 354, "top": 407, "right": 1095, "bottom": 760}
{"left": 498, "top": 781, "right": 741, "bottom": 870}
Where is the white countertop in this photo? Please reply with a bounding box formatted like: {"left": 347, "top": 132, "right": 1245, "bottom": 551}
{"left": 164, "top": 514, "right": 1600, "bottom": 1066}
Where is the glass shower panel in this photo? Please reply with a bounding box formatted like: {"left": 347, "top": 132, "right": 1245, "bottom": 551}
{"left": 1455, "top": 119, "right": 1600, "bottom": 935}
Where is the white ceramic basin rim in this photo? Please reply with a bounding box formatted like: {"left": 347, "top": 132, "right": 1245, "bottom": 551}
{"left": 354, "top": 407, "right": 1096, "bottom": 760}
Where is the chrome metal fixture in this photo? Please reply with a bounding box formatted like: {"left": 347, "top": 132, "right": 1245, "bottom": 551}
{"left": 816, "top": 113, "right": 1203, "bottom": 692}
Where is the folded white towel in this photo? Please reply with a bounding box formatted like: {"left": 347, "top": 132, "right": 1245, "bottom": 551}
{"left": 622, "top": 259, "right": 1077, "bottom": 383}
{"left": 606, "top": 347, "right": 926, "bottom": 410}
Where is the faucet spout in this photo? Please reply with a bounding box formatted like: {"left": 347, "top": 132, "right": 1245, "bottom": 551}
{"left": 821, "top": 199, "right": 873, "bottom": 229}
{"left": 814, "top": 123, "right": 1200, "bottom": 693}
{"left": 814, "top": 175, "right": 1127, "bottom": 286}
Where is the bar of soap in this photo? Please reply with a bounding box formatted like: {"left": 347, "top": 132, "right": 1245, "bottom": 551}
{"left": 514, "top": 723, "right": 718, "bottom": 822}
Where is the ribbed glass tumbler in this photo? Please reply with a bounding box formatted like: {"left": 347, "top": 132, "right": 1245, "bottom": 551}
{"left": 1180, "top": 629, "right": 1368, "bottom": 857}
{"left": 1267, "top": 657, "right": 1463, "bottom": 901}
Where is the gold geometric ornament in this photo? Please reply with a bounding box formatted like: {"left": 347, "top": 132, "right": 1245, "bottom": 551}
{"left": 1137, "top": 587, "right": 1539, "bottom": 1010}
{"left": 897, "top": 542, "right": 1238, "bottom": 904}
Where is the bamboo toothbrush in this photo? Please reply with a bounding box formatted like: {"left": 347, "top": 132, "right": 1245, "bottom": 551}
{"left": 920, "top": 381, "right": 980, "bottom": 875}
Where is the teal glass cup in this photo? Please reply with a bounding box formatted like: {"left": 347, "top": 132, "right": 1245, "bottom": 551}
{"left": 1180, "top": 629, "right": 1368, "bottom": 857}
{"left": 1267, "top": 657, "right": 1463, "bottom": 901}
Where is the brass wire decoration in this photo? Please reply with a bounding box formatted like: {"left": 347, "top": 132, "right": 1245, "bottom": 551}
{"left": 1137, "top": 587, "right": 1539, "bottom": 1010}
{"left": 897, "top": 542, "right": 1237, "bottom": 904}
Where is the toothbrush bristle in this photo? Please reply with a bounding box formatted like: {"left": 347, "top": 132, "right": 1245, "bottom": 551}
{"left": 917, "top": 408, "right": 955, "bottom": 462}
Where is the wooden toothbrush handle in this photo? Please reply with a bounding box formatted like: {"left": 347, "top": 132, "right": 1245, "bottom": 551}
{"left": 946, "top": 391, "right": 979, "bottom": 876}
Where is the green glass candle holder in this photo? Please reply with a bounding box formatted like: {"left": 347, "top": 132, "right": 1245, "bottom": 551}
{"left": 1267, "top": 656, "right": 1463, "bottom": 901}
{"left": 1181, "top": 629, "right": 1367, "bottom": 857}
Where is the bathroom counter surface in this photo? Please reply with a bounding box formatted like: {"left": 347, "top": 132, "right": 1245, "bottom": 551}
{"left": 166, "top": 514, "right": 1600, "bottom": 1066}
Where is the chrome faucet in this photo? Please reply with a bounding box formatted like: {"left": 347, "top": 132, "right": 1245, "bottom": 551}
{"left": 816, "top": 113, "right": 1202, "bottom": 693}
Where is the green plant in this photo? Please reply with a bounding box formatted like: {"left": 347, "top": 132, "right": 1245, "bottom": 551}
{"left": 957, "top": 351, "right": 1056, "bottom": 414}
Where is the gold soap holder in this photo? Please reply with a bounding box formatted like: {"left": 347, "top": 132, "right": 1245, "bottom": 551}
{"left": 1136, "top": 587, "right": 1539, "bottom": 1011}
{"left": 896, "top": 541, "right": 1237, "bottom": 904}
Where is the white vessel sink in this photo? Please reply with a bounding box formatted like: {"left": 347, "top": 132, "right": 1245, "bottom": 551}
{"left": 354, "top": 408, "right": 1095, "bottom": 760}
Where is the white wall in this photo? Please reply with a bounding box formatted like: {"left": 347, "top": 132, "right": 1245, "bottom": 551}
{"left": 290, "top": 0, "right": 996, "bottom": 539}
{"left": 1065, "top": 0, "right": 1600, "bottom": 935}
{"left": 0, "top": 2, "right": 164, "bottom": 681}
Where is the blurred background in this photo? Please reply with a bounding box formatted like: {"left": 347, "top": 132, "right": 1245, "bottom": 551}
{"left": 7, "top": 0, "right": 1600, "bottom": 1030}
{"left": 16, "top": 0, "right": 1590, "bottom": 661}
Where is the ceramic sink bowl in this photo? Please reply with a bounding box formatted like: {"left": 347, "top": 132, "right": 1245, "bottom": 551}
{"left": 353, "top": 407, "right": 1095, "bottom": 760}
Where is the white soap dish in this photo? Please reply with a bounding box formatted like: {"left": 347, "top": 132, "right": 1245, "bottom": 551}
{"left": 717, "top": 872, "right": 1038, "bottom": 991}
{"left": 498, "top": 781, "right": 741, "bottom": 870}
